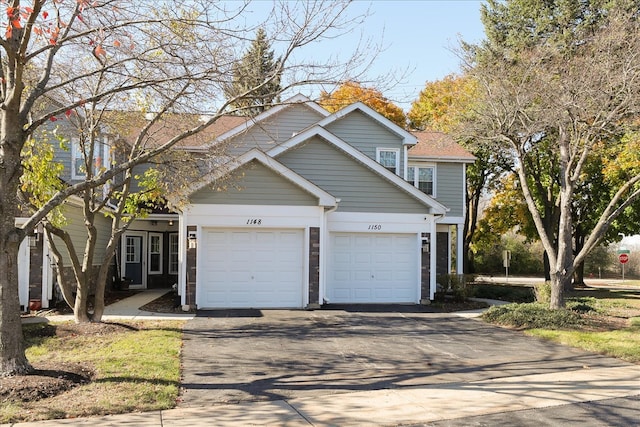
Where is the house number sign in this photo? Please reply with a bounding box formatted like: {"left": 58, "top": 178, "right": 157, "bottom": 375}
{"left": 368, "top": 224, "right": 382, "bottom": 231}
{"left": 246, "top": 218, "right": 263, "bottom": 225}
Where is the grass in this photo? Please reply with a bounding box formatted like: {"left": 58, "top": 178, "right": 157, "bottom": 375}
{"left": 480, "top": 286, "right": 640, "bottom": 363}
{"left": 527, "top": 326, "right": 640, "bottom": 363}
{"left": 1, "top": 320, "right": 184, "bottom": 423}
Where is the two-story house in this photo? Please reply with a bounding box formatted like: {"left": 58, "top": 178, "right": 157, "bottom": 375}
{"left": 18, "top": 95, "right": 474, "bottom": 311}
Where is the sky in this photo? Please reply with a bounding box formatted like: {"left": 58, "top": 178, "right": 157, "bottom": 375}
{"left": 227, "top": 0, "right": 487, "bottom": 112}
{"left": 347, "top": 0, "right": 487, "bottom": 111}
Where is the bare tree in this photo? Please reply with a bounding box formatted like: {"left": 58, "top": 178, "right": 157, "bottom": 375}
{"left": 0, "top": 0, "right": 377, "bottom": 375}
{"left": 465, "top": 7, "right": 640, "bottom": 308}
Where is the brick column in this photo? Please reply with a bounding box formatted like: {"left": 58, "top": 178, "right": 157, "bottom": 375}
{"left": 420, "top": 241, "right": 431, "bottom": 304}
{"left": 307, "top": 227, "right": 320, "bottom": 309}
{"left": 185, "top": 226, "right": 197, "bottom": 308}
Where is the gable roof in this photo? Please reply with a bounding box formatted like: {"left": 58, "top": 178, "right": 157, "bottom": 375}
{"left": 409, "top": 131, "right": 476, "bottom": 163}
{"left": 267, "top": 126, "right": 448, "bottom": 214}
{"left": 205, "top": 94, "right": 330, "bottom": 146}
{"left": 103, "top": 111, "right": 248, "bottom": 150}
{"left": 174, "top": 148, "right": 337, "bottom": 208}
{"left": 317, "top": 102, "right": 417, "bottom": 146}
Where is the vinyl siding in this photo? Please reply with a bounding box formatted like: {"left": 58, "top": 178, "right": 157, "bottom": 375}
{"left": 434, "top": 163, "right": 465, "bottom": 217}
{"left": 276, "top": 137, "right": 429, "bottom": 214}
{"left": 51, "top": 202, "right": 112, "bottom": 265}
{"left": 323, "top": 110, "right": 406, "bottom": 172}
{"left": 224, "top": 104, "right": 326, "bottom": 157}
{"left": 190, "top": 160, "right": 319, "bottom": 206}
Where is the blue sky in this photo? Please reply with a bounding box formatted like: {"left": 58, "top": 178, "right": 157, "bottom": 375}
{"left": 345, "top": 0, "right": 487, "bottom": 111}
{"left": 229, "top": 1, "right": 487, "bottom": 111}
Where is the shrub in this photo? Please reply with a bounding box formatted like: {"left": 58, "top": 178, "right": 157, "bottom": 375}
{"left": 470, "top": 284, "right": 535, "bottom": 303}
{"left": 434, "top": 274, "right": 474, "bottom": 302}
{"left": 534, "top": 281, "right": 552, "bottom": 304}
{"left": 481, "top": 303, "right": 583, "bottom": 329}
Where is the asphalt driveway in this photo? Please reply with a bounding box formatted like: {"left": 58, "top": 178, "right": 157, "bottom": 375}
{"left": 179, "top": 307, "right": 628, "bottom": 408}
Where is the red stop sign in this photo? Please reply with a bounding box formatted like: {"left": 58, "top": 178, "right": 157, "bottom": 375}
{"left": 619, "top": 253, "right": 629, "bottom": 264}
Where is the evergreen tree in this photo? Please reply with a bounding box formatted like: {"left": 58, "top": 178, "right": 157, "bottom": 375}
{"left": 225, "top": 28, "right": 282, "bottom": 115}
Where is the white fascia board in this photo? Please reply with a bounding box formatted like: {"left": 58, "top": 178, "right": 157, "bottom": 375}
{"left": 205, "top": 94, "right": 329, "bottom": 148}
{"left": 267, "top": 126, "right": 448, "bottom": 214}
{"left": 316, "top": 102, "right": 418, "bottom": 146}
{"left": 179, "top": 148, "right": 337, "bottom": 208}
{"left": 409, "top": 155, "right": 476, "bottom": 164}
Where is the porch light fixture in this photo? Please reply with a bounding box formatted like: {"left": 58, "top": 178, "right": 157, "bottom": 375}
{"left": 188, "top": 231, "right": 197, "bottom": 249}
{"left": 168, "top": 219, "right": 174, "bottom": 226}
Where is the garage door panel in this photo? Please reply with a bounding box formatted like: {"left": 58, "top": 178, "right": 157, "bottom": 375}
{"left": 199, "top": 228, "right": 304, "bottom": 308}
{"left": 327, "top": 232, "right": 418, "bottom": 304}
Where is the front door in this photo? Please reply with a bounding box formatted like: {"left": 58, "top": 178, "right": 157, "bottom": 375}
{"left": 122, "top": 232, "right": 146, "bottom": 288}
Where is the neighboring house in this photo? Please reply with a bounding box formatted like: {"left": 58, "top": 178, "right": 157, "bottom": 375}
{"left": 17, "top": 95, "right": 475, "bottom": 311}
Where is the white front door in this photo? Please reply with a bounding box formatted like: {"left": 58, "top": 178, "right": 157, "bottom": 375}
{"left": 327, "top": 232, "right": 419, "bottom": 303}
{"left": 199, "top": 228, "right": 305, "bottom": 308}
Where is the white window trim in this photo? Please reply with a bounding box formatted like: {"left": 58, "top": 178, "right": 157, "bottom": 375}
{"left": 376, "top": 147, "right": 400, "bottom": 175}
{"left": 71, "top": 137, "right": 111, "bottom": 180}
{"left": 71, "top": 138, "right": 86, "bottom": 180}
{"left": 148, "top": 233, "right": 163, "bottom": 275}
{"left": 407, "top": 164, "right": 436, "bottom": 197}
{"left": 168, "top": 233, "right": 179, "bottom": 275}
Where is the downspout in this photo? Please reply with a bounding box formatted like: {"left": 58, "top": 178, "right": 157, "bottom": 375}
{"left": 321, "top": 199, "right": 340, "bottom": 305}
{"left": 430, "top": 213, "right": 445, "bottom": 300}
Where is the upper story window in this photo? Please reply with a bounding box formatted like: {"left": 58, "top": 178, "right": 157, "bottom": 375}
{"left": 71, "top": 138, "right": 111, "bottom": 180}
{"left": 376, "top": 148, "right": 400, "bottom": 174}
{"left": 408, "top": 165, "right": 435, "bottom": 196}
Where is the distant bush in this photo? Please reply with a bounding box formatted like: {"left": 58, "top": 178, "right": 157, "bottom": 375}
{"left": 470, "top": 284, "right": 535, "bottom": 303}
{"left": 481, "top": 303, "right": 583, "bottom": 329}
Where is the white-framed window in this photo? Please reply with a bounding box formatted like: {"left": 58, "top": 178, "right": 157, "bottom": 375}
{"left": 148, "top": 233, "right": 163, "bottom": 274}
{"left": 125, "top": 236, "right": 141, "bottom": 263}
{"left": 71, "top": 137, "right": 111, "bottom": 180}
{"left": 376, "top": 148, "right": 400, "bottom": 174}
{"left": 168, "top": 233, "right": 179, "bottom": 275}
{"left": 407, "top": 165, "right": 435, "bottom": 196}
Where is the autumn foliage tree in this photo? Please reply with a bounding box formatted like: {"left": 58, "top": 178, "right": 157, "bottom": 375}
{"left": 320, "top": 81, "right": 406, "bottom": 127}
{"left": 465, "top": 0, "right": 640, "bottom": 308}
{"left": 0, "top": 0, "right": 375, "bottom": 376}
{"left": 408, "top": 74, "right": 511, "bottom": 273}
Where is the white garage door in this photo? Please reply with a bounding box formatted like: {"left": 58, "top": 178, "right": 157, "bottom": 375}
{"left": 327, "top": 233, "right": 418, "bottom": 303}
{"left": 199, "top": 228, "right": 304, "bottom": 308}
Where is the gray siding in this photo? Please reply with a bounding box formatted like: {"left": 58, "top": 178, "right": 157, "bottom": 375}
{"left": 190, "top": 160, "right": 319, "bottom": 206}
{"left": 324, "top": 110, "right": 406, "bottom": 173}
{"left": 224, "top": 104, "right": 325, "bottom": 157}
{"left": 435, "top": 163, "right": 465, "bottom": 217}
{"left": 277, "top": 137, "right": 429, "bottom": 214}
{"left": 51, "top": 202, "right": 112, "bottom": 266}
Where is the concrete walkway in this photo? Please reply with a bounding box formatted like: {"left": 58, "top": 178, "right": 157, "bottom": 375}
{"left": 9, "top": 293, "right": 640, "bottom": 426}
{"left": 6, "top": 364, "right": 640, "bottom": 426}
{"left": 21, "top": 289, "right": 195, "bottom": 323}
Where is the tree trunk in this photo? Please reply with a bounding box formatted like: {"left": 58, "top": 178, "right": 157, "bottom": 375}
{"left": 0, "top": 230, "right": 33, "bottom": 375}
{"left": 573, "top": 261, "right": 585, "bottom": 287}
{"left": 0, "top": 122, "right": 32, "bottom": 374}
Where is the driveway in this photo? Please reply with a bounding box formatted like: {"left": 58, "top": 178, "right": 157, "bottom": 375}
{"left": 179, "top": 307, "right": 627, "bottom": 408}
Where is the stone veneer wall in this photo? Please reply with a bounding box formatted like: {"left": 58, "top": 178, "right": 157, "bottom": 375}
{"left": 185, "top": 226, "right": 197, "bottom": 307}
{"left": 420, "top": 243, "right": 431, "bottom": 303}
{"left": 307, "top": 227, "right": 320, "bottom": 308}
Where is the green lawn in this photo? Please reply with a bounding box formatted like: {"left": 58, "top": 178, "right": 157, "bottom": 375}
{"left": 481, "top": 286, "right": 640, "bottom": 364}
{"left": 1, "top": 320, "right": 184, "bottom": 423}
{"left": 527, "top": 325, "right": 640, "bottom": 363}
